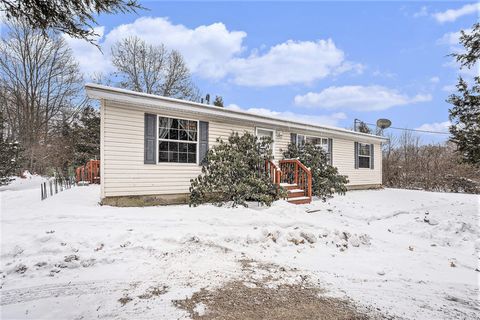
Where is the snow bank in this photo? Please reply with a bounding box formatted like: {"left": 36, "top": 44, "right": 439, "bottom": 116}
{"left": 1, "top": 185, "right": 478, "bottom": 319}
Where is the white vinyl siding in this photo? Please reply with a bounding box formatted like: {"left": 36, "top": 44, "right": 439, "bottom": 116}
{"left": 332, "top": 138, "right": 382, "bottom": 186}
{"left": 101, "top": 99, "right": 383, "bottom": 198}
{"left": 274, "top": 130, "right": 290, "bottom": 162}
{"left": 102, "top": 100, "right": 255, "bottom": 197}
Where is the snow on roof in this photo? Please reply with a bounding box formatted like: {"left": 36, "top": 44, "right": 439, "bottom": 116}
{"left": 85, "top": 83, "right": 388, "bottom": 143}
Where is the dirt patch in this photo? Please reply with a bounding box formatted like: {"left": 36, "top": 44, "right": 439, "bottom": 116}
{"left": 118, "top": 295, "right": 132, "bottom": 306}
{"left": 138, "top": 285, "right": 168, "bottom": 299}
{"left": 174, "top": 259, "right": 383, "bottom": 320}
{"left": 174, "top": 281, "right": 373, "bottom": 320}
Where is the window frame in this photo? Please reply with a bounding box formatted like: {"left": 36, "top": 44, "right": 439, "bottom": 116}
{"left": 296, "top": 134, "right": 331, "bottom": 155}
{"left": 357, "top": 143, "right": 371, "bottom": 169}
{"left": 156, "top": 115, "right": 199, "bottom": 165}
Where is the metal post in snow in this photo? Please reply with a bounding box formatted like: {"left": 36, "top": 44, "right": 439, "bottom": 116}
{"left": 41, "top": 182, "right": 46, "bottom": 200}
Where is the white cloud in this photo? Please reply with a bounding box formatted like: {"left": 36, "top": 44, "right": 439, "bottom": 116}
{"left": 372, "top": 69, "right": 397, "bottom": 79}
{"left": 442, "top": 84, "right": 457, "bottom": 93}
{"left": 226, "top": 104, "right": 347, "bottom": 127}
{"left": 437, "top": 28, "right": 473, "bottom": 47}
{"left": 436, "top": 28, "right": 478, "bottom": 81}
{"left": 437, "top": 30, "right": 462, "bottom": 46}
{"left": 63, "top": 27, "right": 111, "bottom": 76}
{"left": 102, "top": 17, "right": 246, "bottom": 79}
{"left": 294, "top": 85, "right": 432, "bottom": 111}
{"left": 65, "top": 17, "right": 361, "bottom": 86}
{"left": 433, "top": 3, "right": 479, "bottom": 23}
{"left": 416, "top": 121, "right": 451, "bottom": 133}
{"left": 429, "top": 76, "right": 440, "bottom": 83}
{"left": 66, "top": 17, "right": 246, "bottom": 78}
{"left": 227, "top": 39, "right": 362, "bottom": 86}
{"left": 413, "top": 6, "right": 429, "bottom": 18}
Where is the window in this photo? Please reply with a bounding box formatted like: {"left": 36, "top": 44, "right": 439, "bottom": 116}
{"left": 158, "top": 116, "right": 198, "bottom": 164}
{"left": 296, "top": 135, "right": 330, "bottom": 158}
{"left": 306, "top": 136, "right": 329, "bottom": 153}
{"left": 358, "top": 143, "right": 371, "bottom": 168}
{"left": 257, "top": 128, "right": 274, "bottom": 141}
{"left": 296, "top": 134, "right": 306, "bottom": 147}
{"left": 296, "top": 135, "right": 328, "bottom": 150}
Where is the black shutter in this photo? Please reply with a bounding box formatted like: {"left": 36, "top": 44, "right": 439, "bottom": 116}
{"left": 328, "top": 138, "right": 333, "bottom": 165}
{"left": 354, "top": 142, "right": 359, "bottom": 169}
{"left": 144, "top": 113, "right": 157, "bottom": 164}
{"left": 290, "top": 133, "right": 297, "bottom": 145}
{"left": 199, "top": 121, "right": 209, "bottom": 165}
{"left": 370, "top": 144, "right": 374, "bottom": 169}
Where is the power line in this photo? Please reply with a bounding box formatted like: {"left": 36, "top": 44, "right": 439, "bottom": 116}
{"left": 363, "top": 122, "right": 450, "bottom": 135}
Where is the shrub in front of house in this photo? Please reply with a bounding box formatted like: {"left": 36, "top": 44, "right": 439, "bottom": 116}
{"left": 283, "top": 143, "right": 349, "bottom": 201}
{"left": 189, "top": 132, "right": 286, "bottom": 207}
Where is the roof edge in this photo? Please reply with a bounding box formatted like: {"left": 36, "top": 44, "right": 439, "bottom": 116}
{"left": 85, "top": 83, "right": 388, "bottom": 142}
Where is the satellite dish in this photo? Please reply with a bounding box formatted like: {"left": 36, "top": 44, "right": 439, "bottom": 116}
{"left": 376, "top": 118, "right": 392, "bottom": 129}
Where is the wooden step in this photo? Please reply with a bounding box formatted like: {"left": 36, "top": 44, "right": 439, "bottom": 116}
{"left": 287, "top": 196, "right": 311, "bottom": 205}
{"left": 287, "top": 188, "right": 305, "bottom": 198}
{"left": 280, "top": 183, "right": 298, "bottom": 190}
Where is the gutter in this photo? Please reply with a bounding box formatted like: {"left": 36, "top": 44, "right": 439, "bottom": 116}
{"left": 85, "top": 83, "right": 389, "bottom": 143}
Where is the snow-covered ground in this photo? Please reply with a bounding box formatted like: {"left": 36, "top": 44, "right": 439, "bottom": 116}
{"left": 1, "top": 177, "right": 479, "bottom": 319}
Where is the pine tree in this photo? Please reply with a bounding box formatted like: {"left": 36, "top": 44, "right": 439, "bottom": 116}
{"left": 189, "top": 132, "right": 285, "bottom": 207}
{"left": 358, "top": 121, "right": 372, "bottom": 134}
{"left": 72, "top": 106, "right": 100, "bottom": 167}
{"left": 213, "top": 96, "right": 224, "bottom": 107}
{"left": 448, "top": 22, "right": 480, "bottom": 166}
{"left": 283, "top": 143, "right": 348, "bottom": 201}
{"left": 0, "top": 110, "right": 22, "bottom": 185}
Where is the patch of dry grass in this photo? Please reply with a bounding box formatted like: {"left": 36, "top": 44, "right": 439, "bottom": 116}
{"left": 174, "top": 281, "right": 372, "bottom": 320}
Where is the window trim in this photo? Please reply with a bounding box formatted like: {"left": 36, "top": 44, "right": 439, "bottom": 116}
{"left": 357, "top": 142, "right": 371, "bottom": 169}
{"left": 255, "top": 127, "right": 276, "bottom": 158}
{"left": 156, "top": 115, "right": 199, "bottom": 165}
{"left": 297, "top": 134, "right": 330, "bottom": 153}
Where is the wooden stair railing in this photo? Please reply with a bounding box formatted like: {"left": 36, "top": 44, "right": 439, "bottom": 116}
{"left": 265, "top": 159, "right": 281, "bottom": 184}
{"left": 279, "top": 159, "right": 312, "bottom": 203}
{"left": 264, "top": 159, "right": 312, "bottom": 204}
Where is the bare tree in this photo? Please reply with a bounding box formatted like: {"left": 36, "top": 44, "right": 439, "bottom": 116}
{"left": 110, "top": 36, "right": 200, "bottom": 101}
{"left": 382, "top": 132, "right": 479, "bottom": 193}
{"left": 0, "top": 19, "right": 84, "bottom": 172}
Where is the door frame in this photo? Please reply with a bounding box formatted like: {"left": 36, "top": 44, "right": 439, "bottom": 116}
{"left": 255, "top": 127, "right": 276, "bottom": 158}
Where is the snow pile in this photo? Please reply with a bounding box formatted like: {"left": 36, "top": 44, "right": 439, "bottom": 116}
{"left": 1, "top": 182, "right": 478, "bottom": 319}
{"left": 0, "top": 173, "right": 46, "bottom": 192}
{"left": 254, "top": 227, "right": 371, "bottom": 251}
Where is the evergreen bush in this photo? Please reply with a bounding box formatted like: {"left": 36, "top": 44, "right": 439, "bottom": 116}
{"left": 189, "top": 132, "right": 286, "bottom": 207}
{"left": 0, "top": 111, "right": 22, "bottom": 185}
{"left": 282, "top": 143, "right": 348, "bottom": 201}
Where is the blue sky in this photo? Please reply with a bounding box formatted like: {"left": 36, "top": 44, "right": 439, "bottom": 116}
{"left": 58, "top": 2, "right": 480, "bottom": 142}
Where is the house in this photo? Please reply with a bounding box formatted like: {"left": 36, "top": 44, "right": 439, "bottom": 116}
{"left": 85, "top": 84, "right": 388, "bottom": 206}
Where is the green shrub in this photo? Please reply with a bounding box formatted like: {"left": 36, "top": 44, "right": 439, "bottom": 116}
{"left": 282, "top": 143, "right": 348, "bottom": 201}
{"left": 189, "top": 132, "right": 286, "bottom": 207}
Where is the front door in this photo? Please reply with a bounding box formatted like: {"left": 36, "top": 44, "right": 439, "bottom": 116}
{"left": 256, "top": 128, "right": 275, "bottom": 156}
